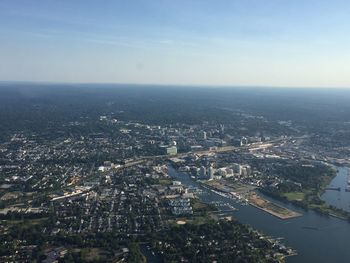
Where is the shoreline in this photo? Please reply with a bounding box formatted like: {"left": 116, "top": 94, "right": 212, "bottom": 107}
{"left": 247, "top": 193, "right": 302, "bottom": 220}
{"left": 248, "top": 202, "right": 302, "bottom": 220}
{"left": 199, "top": 180, "right": 302, "bottom": 220}
{"left": 261, "top": 165, "right": 350, "bottom": 222}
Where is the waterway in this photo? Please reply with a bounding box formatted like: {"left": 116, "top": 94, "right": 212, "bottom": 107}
{"left": 321, "top": 166, "right": 350, "bottom": 212}
{"left": 168, "top": 165, "right": 350, "bottom": 263}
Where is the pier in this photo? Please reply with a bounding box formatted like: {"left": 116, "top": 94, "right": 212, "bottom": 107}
{"left": 325, "top": 187, "right": 341, "bottom": 191}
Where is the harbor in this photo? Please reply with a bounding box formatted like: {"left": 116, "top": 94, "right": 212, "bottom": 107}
{"left": 200, "top": 177, "right": 301, "bottom": 219}
{"left": 168, "top": 165, "right": 350, "bottom": 263}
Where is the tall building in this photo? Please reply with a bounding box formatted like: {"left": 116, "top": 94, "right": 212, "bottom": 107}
{"left": 208, "top": 166, "right": 215, "bottom": 180}
{"left": 202, "top": 131, "right": 207, "bottom": 140}
{"left": 220, "top": 124, "right": 225, "bottom": 134}
{"left": 199, "top": 166, "right": 207, "bottom": 178}
{"left": 232, "top": 163, "right": 242, "bottom": 175}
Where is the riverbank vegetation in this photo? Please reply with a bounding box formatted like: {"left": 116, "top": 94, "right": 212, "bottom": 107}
{"left": 261, "top": 163, "right": 350, "bottom": 221}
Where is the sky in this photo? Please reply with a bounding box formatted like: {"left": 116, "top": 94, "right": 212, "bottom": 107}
{"left": 0, "top": 0, "right": 349, "bottom": 87}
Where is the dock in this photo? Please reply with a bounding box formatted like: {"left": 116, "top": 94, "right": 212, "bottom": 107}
{"left": 247, "top": 193, "right": 302, "bottom": 220}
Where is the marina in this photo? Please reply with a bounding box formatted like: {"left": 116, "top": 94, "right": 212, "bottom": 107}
{"left": 168, "top": 165, "right": 350, "bottom": 263}
{"left": 201, "top": 178, "right": 300, "bottom": 218}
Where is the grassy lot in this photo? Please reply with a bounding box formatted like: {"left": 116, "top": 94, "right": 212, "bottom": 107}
{"left": 158, "top": 178, "right": 172, "bottom": 186}
{"left": 281, "top": 190, "right": 350, "bottom": 220}
{"left": 191, "top": 198, "right": 217, "bottom": 213}
{"left": 282, "top": 192, "right": 305, "bottom": 201}
{"left": 167, "top": 199, "right": 216, "bottom": 226}
{"left": 190, "top": 215, "right": 213, "bottom": 225}
{"left": 171, "top": 214, "right": 213, "bottom": 226}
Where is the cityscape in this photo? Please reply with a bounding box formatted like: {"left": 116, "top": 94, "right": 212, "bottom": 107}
{"left": 1, "top": 1, "right": 350, "bottom": 262}
{"left": 1, "top": 85, "right": 350, "bottom": 262}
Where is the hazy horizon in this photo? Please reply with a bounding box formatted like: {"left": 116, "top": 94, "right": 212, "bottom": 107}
{"left": 1, "top": 0, "right": 350, "bottom": 87}
{"left": 1, "top": 80, "right": 350, "bottom": 90}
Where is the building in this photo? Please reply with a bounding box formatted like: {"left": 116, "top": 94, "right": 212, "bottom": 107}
{"left": 232, "top": 163, "right": 242, "bottom": 175}
{"left": 241, "top": 165, "right": 252, "bottom": 177}
{"left": 160, "top": 144, "right": 178, "bottom": 155}
{"left": 166, "top": 146, "right": 177, "bottom": 155}
{"left": 220, "top": 124, "right": 225, "bottom": 134}
{"left": 226, "top": 168, "right": 234, "bottom": 177}
{"left": 218, "top": 168, "right": 227, "bottom": 177}
{"left": 240, "top": 137, "right": 248, "bottom": 146}
{"left": 201, "top": 131, "right": 207, "bottom": 140}
{"left": 208, "top": 166, "right": 215, "bottom": 180}
{"left": 168, "top": 198, "right": 193, "bottom": 215}
{"left": 199, "top": 166, "right": 207, "bottom": 178}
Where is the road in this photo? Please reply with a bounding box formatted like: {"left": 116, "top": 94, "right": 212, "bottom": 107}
{"left": 115, "top": 139, "right": 285, "bottom": 171}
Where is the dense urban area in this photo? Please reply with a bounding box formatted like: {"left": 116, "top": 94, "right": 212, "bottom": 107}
{"left": 1, "top": 84, "right": 350, "bottom": 262}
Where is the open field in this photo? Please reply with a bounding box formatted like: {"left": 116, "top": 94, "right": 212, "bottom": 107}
{"left": 282, "top": 192, "right": 306, "bottom": 202}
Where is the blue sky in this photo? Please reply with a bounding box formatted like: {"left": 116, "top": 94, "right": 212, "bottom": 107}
{"left": 0, "top": 0, "right": 349, "bottom": 87}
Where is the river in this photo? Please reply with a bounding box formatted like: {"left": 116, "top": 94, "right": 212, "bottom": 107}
{"left": 168, "top": 165, "right": 350, "bottom": 263}
{"left": 321, "top": 166, "right": 350, "bottom": 212}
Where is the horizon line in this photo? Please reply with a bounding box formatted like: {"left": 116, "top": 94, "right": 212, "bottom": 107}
{"left": 0, "top": 80, "right": 350, "bottom": 90}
